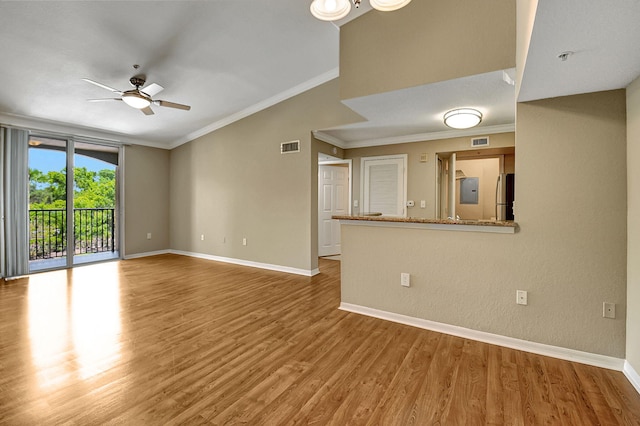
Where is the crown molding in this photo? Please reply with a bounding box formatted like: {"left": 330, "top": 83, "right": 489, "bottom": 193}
{"left": 341, "top": 123, "right": 516, "bottom": 149}
{"left": 169, "top": 67, "right": 341, "bottom": 150}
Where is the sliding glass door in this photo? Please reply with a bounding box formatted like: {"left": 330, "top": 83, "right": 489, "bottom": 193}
{"left": 28, "top": 136, "right": 120, "bottom": 272}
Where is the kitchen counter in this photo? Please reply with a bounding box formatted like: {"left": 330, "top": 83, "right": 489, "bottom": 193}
{"left": 332, "top": 214, "right": 518, "bottom": 234}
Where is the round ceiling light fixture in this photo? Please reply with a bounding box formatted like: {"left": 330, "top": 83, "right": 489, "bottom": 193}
{"left": 369, "top": 0, "right": 412, "bottom": 11}
{"left": 443, "top": 108, "right": 483, "bottom": 129}
{"left": 310, "top": 0, "right": 352, "bottom": 21}
{"left": 122, "top": 91, "right": 151, "bottom": 109}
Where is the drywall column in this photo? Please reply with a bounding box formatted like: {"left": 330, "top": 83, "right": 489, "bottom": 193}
{"left": 626, "top": 76, "right": 640, "bottom": 386}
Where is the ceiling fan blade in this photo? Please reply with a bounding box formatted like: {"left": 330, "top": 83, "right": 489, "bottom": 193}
{"left": 87, "top": 98, "right": 122, "bottom": 102}
{"left": 141, "top": 106, "right": 155, "bottom": 116}
{"left": 154, "top": 100, "right": 191, "bottom": 111}
{"left": 82, "top": 78, "right": 123, "bottom": 94}
{"left": 141, "top": 83, "right": 164, "bottom": 97}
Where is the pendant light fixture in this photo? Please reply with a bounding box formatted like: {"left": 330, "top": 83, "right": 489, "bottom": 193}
{"left": 369, "top": 0, "right": 412, "bottom": 11}
{"left": 310, "top": 0, "right": 352, "bottom": 21}
{"left": 310, "top": 0, "right": 411, "bottom": 21}
{"left": 443, "top": 108, "right": 483, "bottom": 130}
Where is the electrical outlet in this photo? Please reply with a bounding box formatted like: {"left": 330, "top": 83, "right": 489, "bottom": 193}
{"left": 200, "top": 234, "right": 205, "bottom": 241}
{"left": 354, "top": 200, "right": 359, "bottom": 208}
{"left": 516, "top": 290, "right": 528, "bottom": 305}
{"left": 420, "top": 200, "right": 426, "bottom": 208}
{"left": 401, "top": 272, "right": 410, "bottom": 287}
{"left": 242, "top": 238, "right": 247, "bottom": 246}
{"left": 603, "top": 302, "right": 615, "bottom": 319}
{"left": 146, "top": 233, "right": 152, "bottom": 240}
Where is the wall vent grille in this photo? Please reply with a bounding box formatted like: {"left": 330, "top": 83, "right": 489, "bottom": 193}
{"left": 281, "top": 140, "right": 300, "bottom": 154}
{"left": 471, "top": 137, "right": 489, "bottom": 147}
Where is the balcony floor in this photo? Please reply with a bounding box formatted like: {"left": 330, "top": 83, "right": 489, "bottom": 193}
{"left": 29, "top": 251, "right": 120, "bottom": 273}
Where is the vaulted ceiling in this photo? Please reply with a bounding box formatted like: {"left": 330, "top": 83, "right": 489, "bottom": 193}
{"left": 0, "top": 1, "right": 639, "bottom": 150}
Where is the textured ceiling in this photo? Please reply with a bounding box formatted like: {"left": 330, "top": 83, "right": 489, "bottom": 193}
{"left": 0, "top": 1, "right": 639, "bottom": 149}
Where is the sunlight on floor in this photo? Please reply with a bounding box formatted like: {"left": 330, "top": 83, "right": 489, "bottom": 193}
{"left": 27, "top": 263, "right": 122, "bottom": 389}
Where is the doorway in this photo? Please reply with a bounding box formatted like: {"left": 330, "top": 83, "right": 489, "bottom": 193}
{"left": 435, "top": 147, "right": 515, "bottom": 220}
{"left": 318, "top": 160, "right": 351, "bottom": 257}
{"left": 28, "top": 136, "right": 121, "bottom": 272}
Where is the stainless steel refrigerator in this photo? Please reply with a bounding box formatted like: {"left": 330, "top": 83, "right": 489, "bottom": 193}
{"left": 496, "top": 173, "right": 515, "bottom": 221}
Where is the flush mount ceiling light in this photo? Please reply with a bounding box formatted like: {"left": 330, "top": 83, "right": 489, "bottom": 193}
{"left": 310, "top": 0, "right": 411, "bottom": 21}
{"left": 443, "top": 108, "right": 483, "bottom": 129}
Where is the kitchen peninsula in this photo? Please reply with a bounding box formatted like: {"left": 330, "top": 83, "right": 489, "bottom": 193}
{"left": 333, "top": 214, "right": 518, "bottom": 234}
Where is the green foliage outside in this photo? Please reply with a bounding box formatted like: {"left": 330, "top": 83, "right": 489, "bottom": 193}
{"left": 29, "top": 167, "right": 116, "bottom": 209}
{"left": 29, "top": 166, "right": 116, "bottom": 259}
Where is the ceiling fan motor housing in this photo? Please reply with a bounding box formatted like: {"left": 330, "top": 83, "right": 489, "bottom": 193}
{"left": 129, "top": 76, "right": 146, "bottom": 88}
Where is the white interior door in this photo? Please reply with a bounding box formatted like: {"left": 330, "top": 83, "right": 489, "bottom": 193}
{"left": 318, "top": 165, "right": 349, "bottom": 257}
{"left": 362, "top": 155, "right": 407, "bottom": 217}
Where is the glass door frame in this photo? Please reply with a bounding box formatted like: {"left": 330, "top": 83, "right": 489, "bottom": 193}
{"left": 28, "top": 132, "right": 123, "bottom": 272}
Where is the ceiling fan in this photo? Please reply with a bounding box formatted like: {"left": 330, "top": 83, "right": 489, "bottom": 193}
{"left": 83, "top": 75, "right": 191, "bottom": 115}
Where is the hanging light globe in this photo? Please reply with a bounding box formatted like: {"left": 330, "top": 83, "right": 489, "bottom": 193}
{"left": 310, "top": 0, "right": 352, "bottom": 21}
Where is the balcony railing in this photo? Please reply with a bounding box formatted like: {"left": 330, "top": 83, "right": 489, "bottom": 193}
{"left": 29, "top": 208, "right": 115, "bottom": 261}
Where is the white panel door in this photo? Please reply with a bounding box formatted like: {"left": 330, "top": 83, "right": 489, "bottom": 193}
{"left": 318, "top": 165, "right": 349, "bottom": 257}
{"left": 362, "top": 156, "right": 406, "bottom": 217}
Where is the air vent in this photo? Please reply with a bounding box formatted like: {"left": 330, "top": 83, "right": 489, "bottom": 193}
{"left": 471, "top": 137, "right": 489, "bottom": 147}
{"left": 281, "top": 140, "right": 300, "bottom": 154}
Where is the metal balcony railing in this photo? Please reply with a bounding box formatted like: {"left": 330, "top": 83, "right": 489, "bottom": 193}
{"left": 29, "top": 208, "right": 115, "bottom": 261}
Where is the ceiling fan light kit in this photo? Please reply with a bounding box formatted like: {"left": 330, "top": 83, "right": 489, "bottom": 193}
{"left": 122, "top": 92, "right": 151, "bottom": 109}
{"left": 83, "top": 75, "right": 191, "bottom": 115}
{"left": 443, "top": 108, "right": 483, "bottom": 129}
{"left": 310, "top": 0, "right": 410, "bottom": 21}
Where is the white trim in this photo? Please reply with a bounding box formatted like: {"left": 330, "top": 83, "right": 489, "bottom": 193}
{"left": 339, "top": 219, "right": 516, "bottom": 234}
{"left": 624, "top": 361, "right": 640, "bottom": 395}
{"left": 324, "top": 124, "right": 515, "bottom": 150}
{"left": 123, "top": 249, "right": 171, "bottom": 260}
{"left": 313, "top": 131, "right": 347, "bottom": 149}
{"left": 339, "top": 302, "right": 625, "bottom": 371}
{"left": 170, "top": 250, "right": 319, "bottom": 277}
{"left": 169, "top": 68, "right": 340, "bottom": 149}
{"left": 0, "top": 112, "right": 153, "bottom": 147}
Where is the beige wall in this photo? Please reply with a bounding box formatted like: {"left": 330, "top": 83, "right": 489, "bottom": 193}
{"left": 169, "top": 79, "right": 361, "bottom": 273}
{"left": 627, "top": 77, "right": 640, "bottom": 373}
{"left": 124, "top": 144, "right": 170, "bottom": 255}
{"left": 345, "top": 133, "right": 515, "bottom": 219}
{"left": 340, "top": 0, "right": 516, "bottom": 100}
{"left": 342, "top": 90, "right": 627, "bottom": 357}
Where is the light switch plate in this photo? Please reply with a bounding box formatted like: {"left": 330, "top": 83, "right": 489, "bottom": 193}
{"left": 401, "top": 273, "right": 410, "bottom": 287}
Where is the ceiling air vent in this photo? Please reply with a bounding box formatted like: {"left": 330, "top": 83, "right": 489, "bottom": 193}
{"left": 471, "top": 137, "right": 489, "bottom": 147}
{"left": 281, "top": 140, "right": 300, "bottom": 154}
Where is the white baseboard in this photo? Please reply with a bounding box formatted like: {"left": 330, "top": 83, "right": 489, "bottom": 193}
{"left": 339, "top": 303, "right": 625, "bottom": 372}
{"left": 123, "top": 249, "right": 171, "bottom": 260}
{"left": 170, "top": 250, "right": 320, "bottom": 277}
{"left": 624, "top": 361, "right": 640, "bottom": 394}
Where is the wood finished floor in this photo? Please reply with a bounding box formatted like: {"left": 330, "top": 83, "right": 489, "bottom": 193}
{"left": 1, "top": 254, "right": 639, "bottom": 425}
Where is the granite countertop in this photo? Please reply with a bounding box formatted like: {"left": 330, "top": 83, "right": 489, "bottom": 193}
{"left": 332, "top": 214, "right": 518, "bottom": 228}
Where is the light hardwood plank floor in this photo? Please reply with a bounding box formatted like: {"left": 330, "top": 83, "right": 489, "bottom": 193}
{"left": 1, "top": 254, "right": 639, "bottom": 425}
